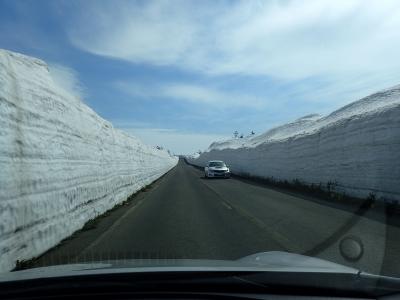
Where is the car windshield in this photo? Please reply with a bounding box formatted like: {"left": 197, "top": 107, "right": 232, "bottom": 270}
{"left": 209, "top": 162, "right": 225, "bottom": 167}
{"left": 1, "top": 0, "right": 400, "bottom": 296}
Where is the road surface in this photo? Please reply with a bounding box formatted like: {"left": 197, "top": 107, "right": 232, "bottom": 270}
{"left": 34, "top": 159, "right": 400, "bottom": 275}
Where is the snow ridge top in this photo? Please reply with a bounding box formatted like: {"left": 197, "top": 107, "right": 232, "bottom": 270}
{"left": 208, "top": 84, "right": 400, "bottom": 151}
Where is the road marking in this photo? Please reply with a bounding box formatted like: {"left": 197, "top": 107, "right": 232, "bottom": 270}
{"left": 191, "top": 164, "right": 301, "bottom": 253}
{"left": 224, "top": 199, "right": 300, "bottom": 252}
{"left": 80, "top": 199, "right": 145, "bottom": 255}
{"left": 77, "top": 169, "right": 172, "bottom": 257}
{"left": 77, "top": 172, "right": 171, "bottom": 257}
{"left": 221, "top": 201, "right": 233, "bottom": 210}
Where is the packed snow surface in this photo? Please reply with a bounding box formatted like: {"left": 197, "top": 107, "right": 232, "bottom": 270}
{"left": 189, "top": 85, "right": 400, "bottom": 201}
{"left": 0, "top": 49, "right": 178, "bottom": 272}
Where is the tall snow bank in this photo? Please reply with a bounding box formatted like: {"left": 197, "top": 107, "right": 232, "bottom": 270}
{"left": 0, "top": 49, "right": 178, "bottom": 272}
{"left": 189, "top": 85, "right": 400, "bottom": 201}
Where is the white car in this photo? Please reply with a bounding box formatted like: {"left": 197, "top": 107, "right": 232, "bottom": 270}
{"left": 204, "top": 160, "right": 231, "bottom": 178}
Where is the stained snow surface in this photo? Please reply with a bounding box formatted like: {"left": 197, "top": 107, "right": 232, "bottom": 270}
{"left": 0, "top": 49, "right": 178, "bottom": 272}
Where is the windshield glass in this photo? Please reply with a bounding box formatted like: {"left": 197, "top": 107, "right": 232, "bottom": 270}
{"left": 209, "top": 162, "right": 225, "bottom": 167}
{"left": 1, "top": 0, "right": 400, "bottom": 295}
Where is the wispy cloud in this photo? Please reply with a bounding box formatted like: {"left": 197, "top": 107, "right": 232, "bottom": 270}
{"left": 49, "top": 63, "right": 86, "bottom": 99}
{"left": 114, "top": 81, "right": 265, "bottom": 108}
{"left": 6, "top": 0, "right": 400, "bottom": 154}
{"left": 67, "top": 0, "right": 400, "bottom": 80}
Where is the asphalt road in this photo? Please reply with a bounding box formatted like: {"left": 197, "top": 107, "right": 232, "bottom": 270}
{"left": 34, "top": 159, "right": 400, "bottom": 275}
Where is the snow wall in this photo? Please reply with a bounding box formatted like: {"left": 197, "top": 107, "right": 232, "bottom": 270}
{"left": 0, "top": 49, "right": 178, "bottom": 272}
{"left": 188, "top": 86, "right": 400, "bottom": 202}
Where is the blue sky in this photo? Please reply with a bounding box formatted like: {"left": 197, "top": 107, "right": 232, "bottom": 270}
{"left": 1, "top": 0, "right": 400, "bottom": 154}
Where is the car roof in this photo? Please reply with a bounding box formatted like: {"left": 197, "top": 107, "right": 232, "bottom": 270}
{"left": 208, "top": 160, "right": 224, "bottom": 163}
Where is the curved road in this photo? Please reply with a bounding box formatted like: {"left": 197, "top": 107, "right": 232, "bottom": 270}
{"left": 35, "top": 159, "right": 400, "bottom": 275}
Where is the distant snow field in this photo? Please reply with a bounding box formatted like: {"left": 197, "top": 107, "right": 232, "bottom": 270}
{"left": 189, "top": 85, "right": 400, "bottom": 202}
{"left": 0, "top": 49, "right": 178, "bottom": 272}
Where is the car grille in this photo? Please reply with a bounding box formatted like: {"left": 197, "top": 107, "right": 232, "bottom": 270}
{"left": 213, "top": 170, "right": 225, "bottom": 174}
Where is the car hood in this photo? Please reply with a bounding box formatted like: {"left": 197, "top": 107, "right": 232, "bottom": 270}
{"left": 0, "top": 251, "right": 358, "bottom": 282}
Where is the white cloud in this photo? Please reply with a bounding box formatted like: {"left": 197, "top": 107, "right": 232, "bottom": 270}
{"left": 67, "top": 0, "right": 400, "bottom": 80}
{"left": 121, "top": 127, "right": 228, "bottom": 154}
{"left": 114, "top": 81, "right": 265, "bottom": 108}
{"left": 49, "top": 63, "right": 86, "bottom": 99}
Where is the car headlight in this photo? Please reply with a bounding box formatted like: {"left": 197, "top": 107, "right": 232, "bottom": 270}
{"left": 226, "top": 168, "right": 230, "bottom": 172}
